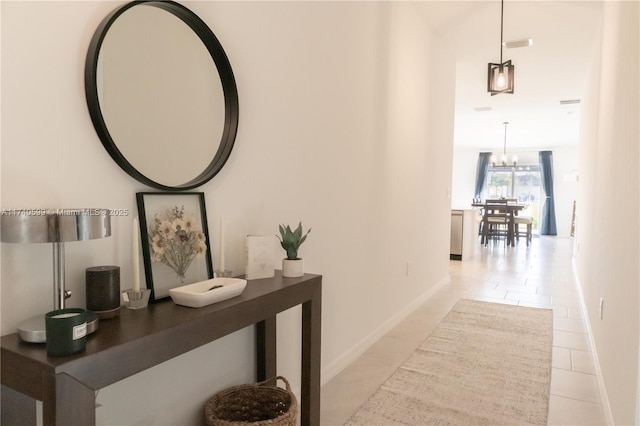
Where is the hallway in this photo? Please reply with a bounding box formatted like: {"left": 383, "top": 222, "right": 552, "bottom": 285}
{"left": 321, "top": 236, "right": 607, "bottom": 425}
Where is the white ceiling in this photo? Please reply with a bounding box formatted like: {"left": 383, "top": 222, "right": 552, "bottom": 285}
{"left": 415, "top": 1, "right": 604, "bottom": 151}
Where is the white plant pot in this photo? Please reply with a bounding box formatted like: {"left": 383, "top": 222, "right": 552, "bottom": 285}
{"left": 282, "top": 258, "right": 304, "bottom": 278}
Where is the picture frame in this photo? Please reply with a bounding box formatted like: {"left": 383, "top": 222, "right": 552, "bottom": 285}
{"left": 136, "top": 192, "right": 213, "bottom": 302}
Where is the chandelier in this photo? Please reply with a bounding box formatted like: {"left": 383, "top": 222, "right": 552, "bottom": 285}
{"left": 491, "top": 122, "right": 517, "bottom": 167}
{"left": 487, "top": 0, "right": 515, "bottom": 95}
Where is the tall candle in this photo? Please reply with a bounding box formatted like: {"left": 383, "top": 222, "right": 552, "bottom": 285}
{"left": 132, "top": 218, "right": 140, "bottom": 292}
{"left": 219, "top": 215, "right": 225, "bottom": 271}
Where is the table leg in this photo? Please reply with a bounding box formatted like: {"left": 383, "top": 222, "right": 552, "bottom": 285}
{"left": 256, "top": 317, "right": 277, "bottom": 382}
{"left": 301, "top": 285, "right": 321, "bottom": 426}
{"left": 508, "top": 212, "right": 515, "bottom": 246}
{"left": 481, "top": 216, "right": 487, "bottom": 245}
{"left": 43, "top": 373, "right": 95, "bottom": 426}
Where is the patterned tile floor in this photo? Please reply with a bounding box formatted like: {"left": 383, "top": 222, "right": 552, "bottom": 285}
{"left": 321, "top": 236, "right": 607, "bottom": 425}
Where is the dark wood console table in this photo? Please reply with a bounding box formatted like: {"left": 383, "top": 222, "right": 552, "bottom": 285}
{"left": 1, "top": 272, "right": 322, "bottom": 426}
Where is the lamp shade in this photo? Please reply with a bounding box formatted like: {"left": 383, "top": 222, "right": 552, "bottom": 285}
{"left": 1, "top": 209, "right": 111, "bottom": 243}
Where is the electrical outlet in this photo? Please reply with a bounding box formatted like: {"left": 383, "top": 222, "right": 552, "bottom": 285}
{"left": 599, "top": 298, "right": 604, "bottom": 319}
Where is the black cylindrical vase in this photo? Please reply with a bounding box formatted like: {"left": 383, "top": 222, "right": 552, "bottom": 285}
{"left": 86, "top": 265, "right": 121, "bottom": 319}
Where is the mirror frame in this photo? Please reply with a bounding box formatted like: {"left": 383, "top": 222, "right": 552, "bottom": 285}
{"left": 85, "top": 0, "right": 239, "bottom": 191}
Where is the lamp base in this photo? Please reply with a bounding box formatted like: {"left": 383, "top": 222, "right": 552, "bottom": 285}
{"left": 17, "top": 311, "right": 99, "bottom": 343}
{"left": 17, "top": 316, "right": 46, "bottom": 343}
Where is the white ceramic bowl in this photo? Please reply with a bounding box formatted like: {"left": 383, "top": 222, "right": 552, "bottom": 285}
{"left": 169, "top": 277, "right": 247, "bottom": 308}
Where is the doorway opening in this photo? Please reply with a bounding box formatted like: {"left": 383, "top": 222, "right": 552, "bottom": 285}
{"left": 482, "top": 165, "right": 542, "bottom": 230}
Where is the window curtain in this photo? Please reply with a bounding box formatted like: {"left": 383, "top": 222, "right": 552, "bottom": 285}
{"left": 539, "top": 151, "right": 557, "bottom": 235}
{"left": 474, "top": 152, "right": 492, "bottom": 200}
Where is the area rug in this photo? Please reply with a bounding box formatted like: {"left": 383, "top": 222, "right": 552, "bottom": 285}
{"left": 345, "top": 299, "right": 553, "bottom": 426}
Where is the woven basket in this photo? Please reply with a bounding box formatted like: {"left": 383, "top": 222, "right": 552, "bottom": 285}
{"left": 204, "top": 376, "right": 297, "bottom": 426}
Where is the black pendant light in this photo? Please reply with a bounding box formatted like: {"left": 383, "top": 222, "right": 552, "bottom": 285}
{"left": 487, "top": 0, "right": 515, "bottom": 95}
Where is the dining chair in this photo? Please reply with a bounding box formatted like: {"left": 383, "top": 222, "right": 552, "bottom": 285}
{"left": 481, "top": 201, "right": 510, "bottom": 246}
{"left": 513, "top": 209, "right": 533, "bottom": 246}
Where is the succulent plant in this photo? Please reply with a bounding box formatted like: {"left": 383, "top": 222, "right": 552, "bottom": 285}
{"left": 277, "top": 222, "right": 311, "bottom": 260}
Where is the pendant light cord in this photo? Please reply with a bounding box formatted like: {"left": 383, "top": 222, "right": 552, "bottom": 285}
{"left": 503, "top": 122, "right": 508, "bottom": 156}
{"left": 499, "top": 0, "right": 504, "bottom": 63}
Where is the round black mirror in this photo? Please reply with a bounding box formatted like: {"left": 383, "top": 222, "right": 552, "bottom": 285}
{"left": 85, "top": 0, "right": 239, "bottom": 190}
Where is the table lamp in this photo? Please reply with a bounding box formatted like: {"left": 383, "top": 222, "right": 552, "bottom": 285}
{"left": 1, "top": 209, "right": 111, "bottom": 342}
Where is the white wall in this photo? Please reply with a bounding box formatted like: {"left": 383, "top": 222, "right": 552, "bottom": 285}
{"left": 574, "top": 1, "right": 639, "bottom": 424}
{"left": 0, "top": 1, "right": 454, "bottom": 424}
{"left": 451, "top": 146, "right": 578, "bottom": 236}
{"left": 450, "top": 149, "right": 478, "bottom": 209}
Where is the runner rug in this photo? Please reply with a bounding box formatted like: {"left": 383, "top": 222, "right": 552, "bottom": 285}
{"left": 345, "top": 299, "right": 553, "bottom": 426}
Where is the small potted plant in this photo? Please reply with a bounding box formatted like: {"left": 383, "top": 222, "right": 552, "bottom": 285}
{"left": 277, "top": 222, "right": 311, "bottom": 277}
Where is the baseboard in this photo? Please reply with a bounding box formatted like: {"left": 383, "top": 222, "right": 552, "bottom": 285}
{"left": 571, "top": 258, "right": 614, "bottom": 425}
{"left": 320, "top": 274, "right": 451, "bottom": 385}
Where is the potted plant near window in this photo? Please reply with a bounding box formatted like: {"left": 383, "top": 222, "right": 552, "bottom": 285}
{"left": 277, "top": 222, "right": 311, "bottom": 278}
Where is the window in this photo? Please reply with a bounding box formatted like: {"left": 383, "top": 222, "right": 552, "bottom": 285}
{"left": 483, "top": 165, "right": 542, "bottom": 230}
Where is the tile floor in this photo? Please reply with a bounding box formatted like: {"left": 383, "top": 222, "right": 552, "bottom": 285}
{"left": 320, "top": 236, "right": 607, "bottom": 425}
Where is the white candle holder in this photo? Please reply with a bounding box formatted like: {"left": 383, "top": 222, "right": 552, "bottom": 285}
{"left": 121, "top": 289, "right": 151, "bottom": 310}
{"left": 214, "top": 270, "right": 233, "bottom": 278}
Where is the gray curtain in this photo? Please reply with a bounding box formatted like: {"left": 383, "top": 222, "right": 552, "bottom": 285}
{"left": 539, "top": 151, "right": 557, "bottom": 235}
{"left": 474, "top": 152, "right": 492, "bottom": 200}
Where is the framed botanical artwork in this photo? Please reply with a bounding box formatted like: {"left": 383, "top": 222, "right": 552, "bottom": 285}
{"left": 136, "top": 192, "right": 213, "bottom": 302}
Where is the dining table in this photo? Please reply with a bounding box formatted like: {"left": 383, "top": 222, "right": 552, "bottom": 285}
{"left": 472, "top": 201, "right": 528, "bottom": 247}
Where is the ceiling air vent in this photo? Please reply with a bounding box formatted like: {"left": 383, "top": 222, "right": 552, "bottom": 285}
{"left": 474, "top": 106, "right": 492, "bottom": 112}
{"left": 560, "top": 99, "right": 581, "bottom": 105}
{"left": 503, "top": 38, "right": 533, "bottom": 49}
